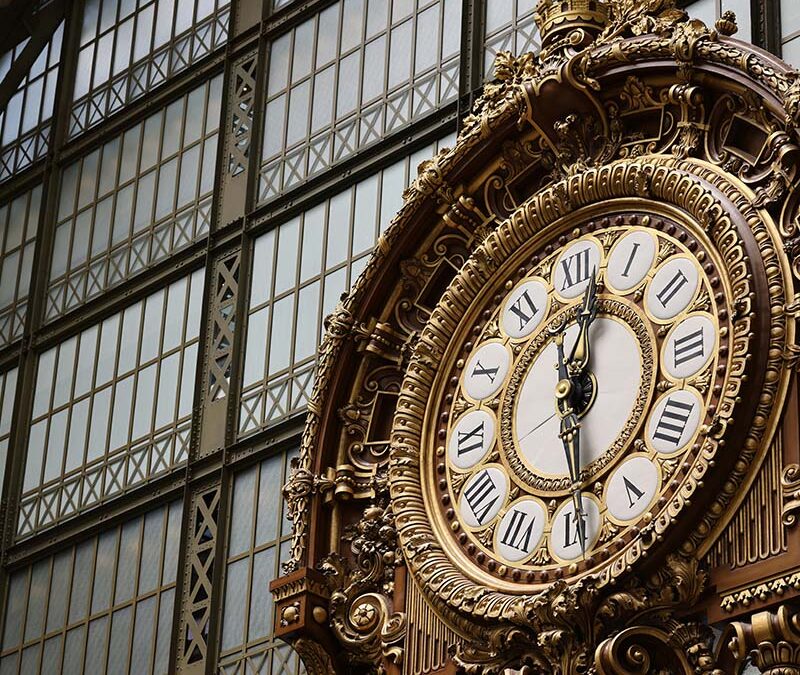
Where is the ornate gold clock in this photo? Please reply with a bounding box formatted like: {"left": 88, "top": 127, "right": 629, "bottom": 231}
{"left": 390, "top": 160, "right": 780, "bottom": 632}
{"left": 439, "top": 215, "right": 723, "bottom": 574}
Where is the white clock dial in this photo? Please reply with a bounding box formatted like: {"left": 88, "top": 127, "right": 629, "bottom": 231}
{"left": 646, "top": 387, "right": 703, "bottom": 454}
{"left": 606, "top": 230, "right": 656, "bottom": 293}
{"left": 606, "top": 455, "right": 659, "bottom": 521}
{"left": 662, "top": 314, "right": 715, "bottom": 379}
{"left": 458, "top": 466, "right": 509, "bottom": 528}
{"left": 553, "top": 239, "right": 603, "bottom": 299}
{"left": 448, "top": 409, "right": 495, "bottom": 471}
{"left": 549, "top": 495, "right": 601, "bottom": 561}
{"left": 495, "top": 498, "right": 547, "bottom": 563}
{"left": 514, "top": 317, "right": 641, "bottom": 476}
{"left": 463, "top": 342, "right": 512, "bottom": 401}
{"left": 501, "top": 280, "right": 549, "bottom": 339}
{"left": 645, "top": 256, "right": 699, "bottom": 321}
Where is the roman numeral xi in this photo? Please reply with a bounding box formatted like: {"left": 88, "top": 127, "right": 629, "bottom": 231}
{"left": 508, "top": 290, "right": 538, "bottom": 330}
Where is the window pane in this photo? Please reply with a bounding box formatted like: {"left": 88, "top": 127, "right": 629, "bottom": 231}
{"left": 19, "top": 271, "right": 204, "bottom": 537}
{"left": 0, "top": 185, "right": 40, "bottom": 347}
{"left": 48, "top": 77, "right": 221, "bottom": 322}
{"left": 70, "top": 0, "right": 230, "bottom": 137}
{"left": 259, "top": 0, "right": 461, "bottom": 202}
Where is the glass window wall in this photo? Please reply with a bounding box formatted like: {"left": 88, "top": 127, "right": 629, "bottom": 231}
{"left": 0, "top": 21, "right": 64, "bottom": 182}
{"left": 0, "top": 184, "right": 41, "bottom": 348}
{"left": 0, "top": 500, "right": 181, "bottom": 675}
{"left": 17, "top": 269, "right": 204, "bottom": 537}
{"left": 70, "top": 0, "right": 229, "bottom": 137}
{"left": 218, "top": 449, "right": 304, "bottom": 675}
{"left": 47, "top": 75, "right": 221, "bottom": 322}
{"left": 258, "top": 0, "right": 461, "bottom": 202}
{"left": 242, "top": 135, "right": 454, "bottom": 434}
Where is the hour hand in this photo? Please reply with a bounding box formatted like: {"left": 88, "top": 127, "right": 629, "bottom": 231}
{"left": 568, "top": 269, "right": 598, "bottom": 376}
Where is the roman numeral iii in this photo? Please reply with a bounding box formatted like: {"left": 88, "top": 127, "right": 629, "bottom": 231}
{"left": 673, "top": 328, "right": 704, "bottom": 367}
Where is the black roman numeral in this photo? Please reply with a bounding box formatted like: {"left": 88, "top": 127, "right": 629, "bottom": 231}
{"left": 673, "top": 328, "right": 705, "bottom": 367}
{"left": 500, "top": 509, "right": 536, "bottom": 552}
{"left": 508, "top": 290, "right": 538, "bottom": 331}
{"left": 621, "top": 242, "right": 640, "bottom": 278}
{"left": 623, "top": 476, "right": 645, "bottom": 508}
{"left": 656, "top": 269, "right": 689, "bottom": 308}
{"left": 457, "top": 422, "right": 485, "bottom": 456}
{"left": 653, "top": 397, "right": 694, "bottom": 446}
{"left": 560, "top": 248, "right": 591, "bottom": 291}
{"left": 472, "top": 360, "right": 499, "bottom": 383}
{"left": 563, "top": 509, "right": 587, "bottom": 549}
{"left": 463, "top": 471, "right": 499, "bottom": 525}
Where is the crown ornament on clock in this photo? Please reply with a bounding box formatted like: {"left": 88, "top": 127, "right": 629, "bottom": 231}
{"left": 534, "top": 0, "right": 610, "bottom": 51}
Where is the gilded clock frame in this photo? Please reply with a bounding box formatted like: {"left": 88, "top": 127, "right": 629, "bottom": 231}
{"left": 433, "top": 205, "right": 729, "bottom": 578}
{"left": 390, "top": 159, "right": 778, "bottom": 630}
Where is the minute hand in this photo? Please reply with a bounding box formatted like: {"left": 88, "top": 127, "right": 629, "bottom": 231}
{"left": 554, "top": 333, "right": 586, "bottom": 554}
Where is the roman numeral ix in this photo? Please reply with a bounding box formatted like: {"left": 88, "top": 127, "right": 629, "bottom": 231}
{"left": 457, "top": 422, "right": 485, "bottom": 456}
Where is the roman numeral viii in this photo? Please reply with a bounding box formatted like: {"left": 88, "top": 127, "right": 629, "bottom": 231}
{"left": 463, "top": 471, "right": 499, "bottom": 525}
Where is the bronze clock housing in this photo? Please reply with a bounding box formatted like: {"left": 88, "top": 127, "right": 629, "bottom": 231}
{"left": 391, "top": 159, "right": 779, "bottom": 629}
{"left": 271, "top": 2, "right": 800, "bottom": 672}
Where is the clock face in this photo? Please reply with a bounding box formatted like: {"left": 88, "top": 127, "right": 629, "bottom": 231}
{"left": 433, "top": 214, "right": 732, "bottom": 579}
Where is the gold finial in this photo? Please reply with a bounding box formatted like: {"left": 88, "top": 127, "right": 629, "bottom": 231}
{"left": 534, "top": 0, "right": 609, "bottom": 51}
